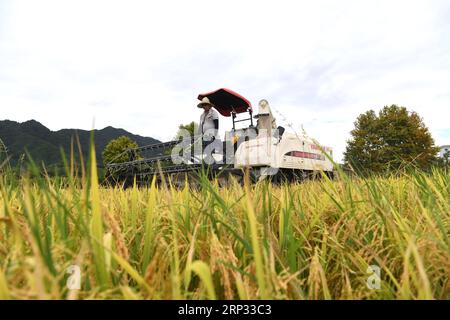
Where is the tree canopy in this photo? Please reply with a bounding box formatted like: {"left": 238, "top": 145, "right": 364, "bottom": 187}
{"left": 102, "top": 136, "right": 140, "bottom": 165}
{"left": 344, "top": 105, "right": 438, "bottom": 174}
{"left": 174, "top": 121, "right": 198, "bottom": 139}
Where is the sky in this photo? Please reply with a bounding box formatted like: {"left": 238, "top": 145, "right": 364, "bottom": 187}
{"left": 1, "top": 0, "right": 449, "bottom": 162}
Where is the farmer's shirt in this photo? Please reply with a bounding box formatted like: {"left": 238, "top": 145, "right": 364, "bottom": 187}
{"left": 199, "top": 108, "right": 219, "bottom": 139}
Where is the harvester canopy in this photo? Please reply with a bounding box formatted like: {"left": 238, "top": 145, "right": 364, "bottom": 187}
{"left": 198, "top": 88, "right": 252, "bottom": 117}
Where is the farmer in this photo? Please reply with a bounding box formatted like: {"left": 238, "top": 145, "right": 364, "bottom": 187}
{"left": 197, "top": 96, "right": 219, "bottom": 147}
{"left": 197, "top": 96, "right": 220, "bottom": 164}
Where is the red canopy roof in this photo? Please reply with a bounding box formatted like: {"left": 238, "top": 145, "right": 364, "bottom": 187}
{"left": 198, "top": 88, "right": 252, "bottom": 117}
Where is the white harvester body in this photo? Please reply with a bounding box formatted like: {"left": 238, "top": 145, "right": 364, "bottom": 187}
{"left": 233, "top": 100, "right": 334, "bottom": 173}
{"left": 234, "top": 133, "right": 334, "bottom": 172}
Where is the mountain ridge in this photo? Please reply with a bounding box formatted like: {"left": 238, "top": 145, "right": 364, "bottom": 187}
{"left": 0, "top": 119, "right": 161, "bottom": 168}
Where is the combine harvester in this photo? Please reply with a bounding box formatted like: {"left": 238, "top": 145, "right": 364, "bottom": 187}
{"left": 105, "top": 88, "right": 334, "bottom": 186}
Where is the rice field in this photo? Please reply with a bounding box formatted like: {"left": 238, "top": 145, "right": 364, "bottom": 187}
{"left": 0, "top": 149, "right": 449, "bottom": 300}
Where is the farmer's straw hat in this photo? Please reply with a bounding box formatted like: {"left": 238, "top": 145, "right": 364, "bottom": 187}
{"left": 197, "top": 97, "right": 214, "bottom": 108}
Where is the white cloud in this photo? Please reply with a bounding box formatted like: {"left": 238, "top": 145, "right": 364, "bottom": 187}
{"left": 1, "top": 0, "right": 449, "bottom": 161}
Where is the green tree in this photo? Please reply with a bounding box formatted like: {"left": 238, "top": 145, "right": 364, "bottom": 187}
{"left": 165, "top": 122, "right": 199, "bottom": 156}
{"left": 102, "top": 136, "right": 140, "bottom": 165}
{"left": 174, "top": 121, "right": 198, "bottom": 139}
{"left": 344, "top": 105, "right": 439, "bottom": 174}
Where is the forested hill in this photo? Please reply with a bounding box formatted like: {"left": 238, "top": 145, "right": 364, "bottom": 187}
{"left": 0, "top": 119, "right": 160, "bottom": 167}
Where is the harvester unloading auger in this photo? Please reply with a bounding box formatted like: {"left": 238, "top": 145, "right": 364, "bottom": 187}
{"left": 105, "top": 88, "right": 335, "bottom": 186}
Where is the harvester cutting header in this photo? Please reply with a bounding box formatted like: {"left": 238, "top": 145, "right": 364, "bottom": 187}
{"left": 105, "top": 88, "right": 334, "bottom": 185}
